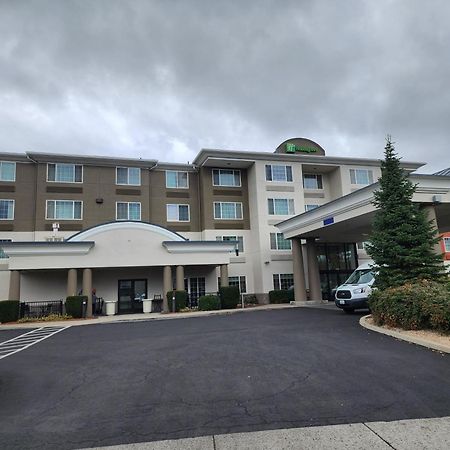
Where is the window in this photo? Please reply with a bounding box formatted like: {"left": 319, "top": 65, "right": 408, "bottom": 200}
{"left": 47, "top": 163, "right": 83, "bottom": 183}
{"left": 218, "top": 275, "right": 247, "bottom": 293}
{"left": 273, "top": 273, "right": 294, "bottom": 290}
{"left": 303, "top": 174, "right": 323, "bottom": 190}
{"left": 46, "top": 200, "right": 82, "bottom": 220}
{"left": 212, "top": 169, "right": 241, "bottom": 187}
{"left": 268, "top": 198, "right": 295, "bottom": 215}
{"left": 305, "top": 204, "right": 319, "bottom": 212}
{"left": 444, "top": 237, "right": 450, "bottom": 252}
{"left": 0, "top": 200, "right": 14, "bottom": 220}
{"left": 265, "top": 165, "right": 293, "bottom": 182}
{"left": 0, "top": 239, "right": 12, "bottom": 259}
{"left": 214, "top": 202, "right": 243, "bottom": 220}
{"left": 167, "top": 204, "right": 190, "bottom": 222}
{"left": 270, "top": 232, "right": 292, "bottom": 250}
{"left": 350, "top": 169, "right": 373, "bottom": 185}
{"left": 116, "top": 202, "right": 141, "bottom": 220}
{"left": 116, "top": 167, "right": 141, "bottom": 185}
{"left": 166, "top": 170, "right": 188, "bottom": 188}
{"left": 0, "top": 162, "right": 16, "bottom": 182}
{"left": 216, "top": 235, "right": 244, "bottom": 252}
{"left": 357, "top": 241, "right": 370, "bottom": 250}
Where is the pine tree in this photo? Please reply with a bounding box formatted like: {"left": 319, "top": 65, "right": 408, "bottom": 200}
{"left": 366, "top": 137, "right": 444, "bottom": 290}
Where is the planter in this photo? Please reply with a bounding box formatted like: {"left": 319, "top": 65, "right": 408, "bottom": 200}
{"left": 105, "top": 301, "right": 117, "bottom": 316}
{"left": 142, "top": 299, "right": 153, "bottom": 313}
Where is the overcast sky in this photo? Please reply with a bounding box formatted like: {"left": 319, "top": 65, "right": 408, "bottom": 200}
{"left": 0, "top": 0, "right": 449, "bottom": 172}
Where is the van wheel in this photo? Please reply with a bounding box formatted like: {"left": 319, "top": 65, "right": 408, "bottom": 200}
{"left": 343, "top": 308, "right": 354, "bottom": 314}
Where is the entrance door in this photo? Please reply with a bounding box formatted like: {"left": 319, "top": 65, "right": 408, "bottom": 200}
{"left": 118, "top": 279, "right": 147, "bottom": 314}
{"left": 184, "top": 277, "right": 206, "bottom": 308}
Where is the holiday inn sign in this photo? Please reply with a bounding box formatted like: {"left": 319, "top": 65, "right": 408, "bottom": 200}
{"left": 285, "top": 143, "right": 318, "bottom": 154}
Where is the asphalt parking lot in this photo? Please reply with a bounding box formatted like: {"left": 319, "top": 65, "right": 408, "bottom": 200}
{"left": 0, "top": 308, "right": 449, "bottom": 450}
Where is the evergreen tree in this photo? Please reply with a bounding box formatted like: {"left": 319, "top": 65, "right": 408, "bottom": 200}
{"left": 366, "top": 137, "right": 444, "bottom": 289}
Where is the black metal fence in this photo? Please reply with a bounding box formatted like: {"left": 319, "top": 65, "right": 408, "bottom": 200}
{"left": 20, "top": 300, "right": 64, "bottom": 319}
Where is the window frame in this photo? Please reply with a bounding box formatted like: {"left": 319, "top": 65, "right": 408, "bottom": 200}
{"left": 444, "top": 237, "right": 450, "bottom": 252}
{"left": 0, "top": 161, "right": 16, "bottom": 182}
{"left": 270, "top": 232, "right": 292, "bottom": 250}
{"left": 212, "top": 169, "right": 241, "bottom": 187}
{"left": 0, "top": 199, "right": 14, "bottom": 220}
{"left": 47, "top": 163, "right": 83, "bottom": 183}
{"left": 116, "top": 167, "right": 141, "bottom": 186}
{"left": 165, "top": 170, "right": 189, "bottom": 189}
{"left": 166, "top": 204, "right": 190, "bottom": 222}
{"left": 213, "top": 202, "right": 243, "bottom": 220}
{"left": 265, "top": 164, "right": 293, "bottom": 183}
{"left": 305, "top": 204, "right": 319, "bottom": 212}
{"left": 45, "top": 200, "right": 83, "bottom": 220}
{"left": 273, "top": 273, "right": 294, "bottom": 290}
{"left": 267, "top": 198, "right": 295, "bottom": 215}
{"left": 218, "top": 275, "right": 247, "bottom": 293}
{"left": 0, "top": 238, "right": 12, "bottom": 258}
{"left": 350, "top": 168, "right": 374, "bottom": 186}
{"left": 116, "top": 201, "right": 142, "bottom": 221}
{"left": 302, "top": 173, "right": 323, "bottom": 190}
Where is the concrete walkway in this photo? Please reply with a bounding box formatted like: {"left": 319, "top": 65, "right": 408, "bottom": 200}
{"left": 0, "top": 303, "right": 298, "bottom": 330}
{"left": 83, "top": 416, "right": 450, "bottom": 449}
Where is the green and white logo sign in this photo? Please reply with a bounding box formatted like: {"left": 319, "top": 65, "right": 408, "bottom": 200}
{"left": 286, "top": 143, "right": 318, "bottom": 154}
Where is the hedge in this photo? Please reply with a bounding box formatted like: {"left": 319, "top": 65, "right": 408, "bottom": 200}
{"left": 198, "top": 295, "right": 220, "bottom": 311}
{"left": 65, "top": 296, "right": 87, "bottom": 319}
{"left": 219, "top": 286, "right": 240, "bottom": 309}
{"left": 166, "top": 290, "right": 187, "bottom": 312}
{"left": 269, "top": 289, "right": 294, "bottom": 304}
{"left": 0, "top": 300, "right": 20, "bottom": 323}
{"left": 369, "top": 280, "right": 450, "bottom": 332}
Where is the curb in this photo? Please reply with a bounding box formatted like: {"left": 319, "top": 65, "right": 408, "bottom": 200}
{"left": 360, "top": 315, "right": 450, "bottom": 354}
{"left": 0, "top": 303, "right": 299, "bottom": 330}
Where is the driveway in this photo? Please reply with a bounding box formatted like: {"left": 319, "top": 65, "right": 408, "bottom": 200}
{"left": 0, "top": 308, "right": 449, "bottom": 450}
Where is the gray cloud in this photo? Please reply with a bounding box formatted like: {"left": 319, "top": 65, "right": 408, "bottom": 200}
{"left": 0, "top": 0, "right": 449, "bottom": 171}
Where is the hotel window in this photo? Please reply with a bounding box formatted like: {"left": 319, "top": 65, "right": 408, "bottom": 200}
{"left": 0, "top": 162, "right": 16, "bottom": 182}
{"left": 270, "top": 232, "right": 292, "bottom": 250}
{"left": 0, "top": 239, "right": 12, "bottom": 258}
{"left": 0, "top": 200, "right": 14, "bottom": 220}
{"left": 214, "top": 202, "right": 243, "bottom": 220}
{"left": 444, "top": 237, "right": 450, "bottom": 252}
{"left": 350, "top": 169, "right": 373, "bottom": 185}
{"left": 303, "top": 174, "right": 323, "bottom": 190}
{"left": 268, "top": 198, "right": 295, "bottom": 215}
{"left": 116, "top": 167, "right": 141, "bottom": 186}
{"left": 167, "top": 204, "right": 190, "bottom": 222}
{"left": 265, "top": 165, "right": 293, "bottom": 182}
{"left": 216, "top": 235, "right": 244, "bottom": 252}
{"left": 212, "top": 169, "right": 241, "bottom": 187}
{"left": 47, "top": 163, "right": 83, "bottom": 183}
{"left": 166, "top": 170, "right": 188, "bottom": 188}
{"left": 46, "top": 200, "right": 82, "bottom": 220}
{"left": 218, "top": 275, "right": 247, "bottom": 293}
{"left": 116, "top": 202, "right": 141, "bottom": 221}
{"left": 273, "top": 273, "right": 294, "bottom": 290}
{"left": 305, "top": 204, "right": 319, "bottom": 212}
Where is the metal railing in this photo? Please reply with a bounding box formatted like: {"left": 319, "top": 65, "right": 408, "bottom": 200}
{"left": 20, "top": 300, "right": 64, "bottom": 319}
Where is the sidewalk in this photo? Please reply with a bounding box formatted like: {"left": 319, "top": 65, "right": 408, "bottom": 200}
{"left": 82, "top": 416, "right": 450, "bottom": 449}
{"left": 0, "top": 303, "right": 298, "bottom": 330}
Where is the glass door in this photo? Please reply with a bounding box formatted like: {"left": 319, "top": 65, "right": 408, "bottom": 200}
{"left": 184, "top": 277, "right": 206, "bottom": 307}
{"left": 118, "top": 279, "right": 147, "bottom": 314}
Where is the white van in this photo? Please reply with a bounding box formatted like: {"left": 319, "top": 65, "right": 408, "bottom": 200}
{"left": 334, "top": 262, "right": 375, "bottom": 313}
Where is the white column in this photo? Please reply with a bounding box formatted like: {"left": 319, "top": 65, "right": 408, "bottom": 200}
{"left": 292, "top": 238, "right": 307, "bottom": 302}
{"left": 176, "top": 265, "right": 185, "bottom": 291}
{"left": 220, "top": 264, "right": 229, "bottom": 287}
{"left": 67, "top": 269, "right": 77, "bottom": 298}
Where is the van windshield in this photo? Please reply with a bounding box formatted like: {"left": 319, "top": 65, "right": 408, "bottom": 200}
{"left": 345, "top": 269, "right": 374, "bottom": 285}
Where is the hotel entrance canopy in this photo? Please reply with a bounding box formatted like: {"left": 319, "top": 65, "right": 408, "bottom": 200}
{"left": 277, "top": 174, "right": 450, "bottom": 243}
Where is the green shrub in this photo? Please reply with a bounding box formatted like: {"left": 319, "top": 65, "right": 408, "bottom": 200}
{"left": 269, "top": 289, "right": 294, "bottom": 304}
{"left": 198, "top": 295, "right": 220, "bottom": 311}
{"left": 0, "top": 300, "right": 20, "bottom": 323}
{"left": 65, "top": 296, "right": 87, "bottom": 319}
{"left": 369, "top": 280, "right": 450, "bottom": 332}
{"left": 243, "top": 294, "right": 258, "bottom": 305}
{"left": 219, "top": 286, "right": 240, "bottom": 309}
{"left": 166, "top": 290, "right": 187, "bottom": 312}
